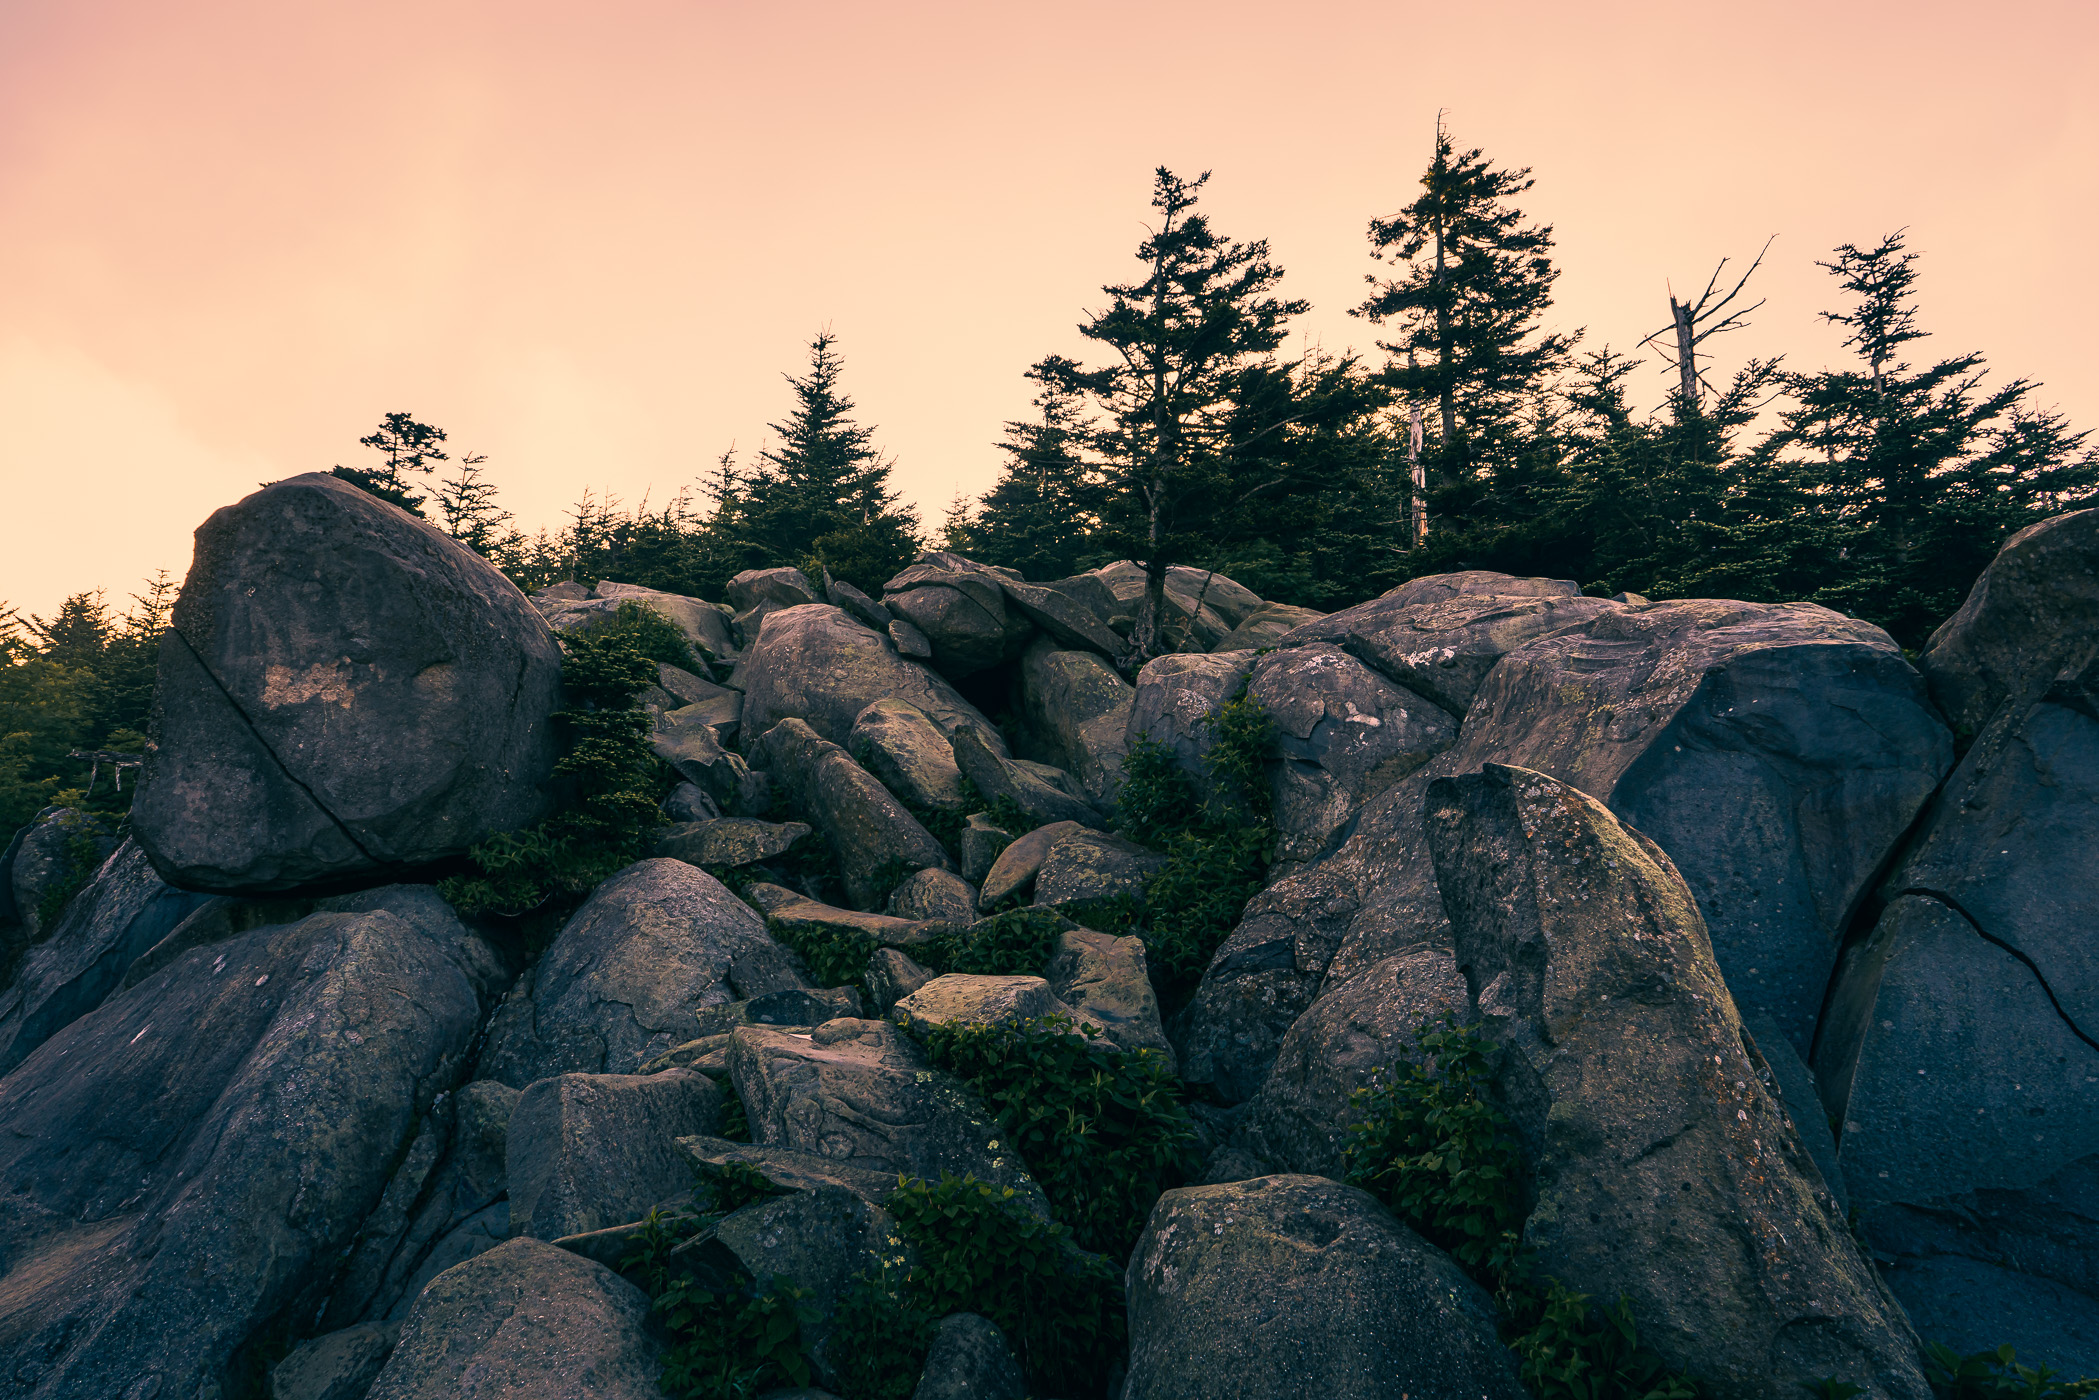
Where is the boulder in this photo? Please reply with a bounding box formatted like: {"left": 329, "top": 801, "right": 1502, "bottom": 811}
{"left": 978, "top": 820, "right": 1084, "bottom": 906}
{"left": 1126, "top": 651, "right": 1257, "bottom": 797}
{"left": 1124, "top": 1174, "right": 1526, "bottom": 1400}
{"left": 591, "top": 579, "right": 739, "bottom": 662}
{"left": 664, "top": 780, "right": 721, "bottom": 823}
{"left": 1088, "top": 562, "right": 1247, "bottom": 650}
{"left": 677, "top": 1134, "right": 911, "bottom": 1208}
{"left": 133, "top": 471, "right": 564, "bottom": 894}
{"left": 849, "top": 699, "right": 968, "bottom": 812}
{"left": 714, "top": 1186, "right": 894, "bottom": 1388}
{"left": 866, "top": 947, "right": 936, "bottom": 1014}
{"left": 1031, "top": 828, "right": 1164, "bottom": 910}
{"left": 1214, "top": 601, "right": 1325, "bottom": 653}
{"left": 0, "top": 906, "right": 483, "bottom": 1396}
{"left": 880, "top": 552, "right": 1035, "bottom": 679}
{"left": 911, "top": 1313, "right": 1027, "bottom": 1400}
{"left": 0, "top": 840, "right": 213, "bottom": 1074}
{"left": 364, "top": 1238, "right": 663, "bottom": 1400}
{"left": 951, "top": 729, "right": 1104, "bottom": 832}
{"left": 1044, "top": 926, "right": 1173, "bottom": 1064}
{"left": 892, "top": 973, "right": 1069, "bottom": 1036}
{"left": 1427, "top": 764, "right": 1925, "bottom": 1400}
{"left": 507, "top": 1069, "right": 724, "bottom": 1240}
{"left": 825, "top": 574, "right": 894, "bottom": 631}
{"left": 889, "top": 617, "right": 934, "bottom": 658}
{"left": 727, "top": 1017, "right": 1039, "bottom": 1199}
{"left": 1234, "top": 948, "right": 1469, "bottom": 1178}
{"left": 268, "top": 1321, "right": 400, "bottom": 1400}
{"left": 727, "top": 565, "right": 822, "bottom": 642}
{"left": 657, "top": 816, "right": 811, "bottom": 868}
{"left": 739, "top": 604, "right": 1007, "bottom": 755}
{"left": 7, "top": 809, "right": 116, "bottom": 942}
{"left": 759, "top": 718, "right": 951, "bottom": 908}
{"left": 657, "top": 660, "right": 734, "bottom": 707}
{"left": 958, "top": 813, "right": 1015, "bottom": 885}
{"left": 1248, "top": 643, "right": 1457, "bottom": 862}
{"left": 750, "top": 884, "right": 938, "bottom": 957}
{"left": 1020, "top": 639, "right": 1135, "bottom": 807}
{"left": 885, "top": 867, "right": 978, "bottom": 923}
{"left": 478, "top": 859, "right": 787, "bottom": 1087}
{"left": 651, "top": 703, "right": 768, "bottom": 813}
{"left": 998, "top": 577, "right": 1130, "bottom": 661}
{"left": 531, "top": 580, "right": 591, "bottom": 603}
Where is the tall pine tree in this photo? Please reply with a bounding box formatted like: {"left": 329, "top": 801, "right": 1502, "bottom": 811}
{"left": 951, "top": 370, "right": 1097, "bottom": 580}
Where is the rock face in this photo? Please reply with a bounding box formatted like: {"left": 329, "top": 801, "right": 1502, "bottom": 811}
{"left": 1020, "top": 639, "right": 1134, "bottom": 807}
{"left": 1124, "top": 1175, "right": 1526, "bottom": 1400}
{"left": 365, "top": 1238, "right": 664, "bottom": 1400}
{"left": 6, "top": 809, "right": 115, "bottom": 941}
{"left": 1427, "top": 764, "right": 1926, "bottom": 1400}
{"left": 1043, "top": 927, "right": 1173, "bottom": 1064}
{"left": 714, "top": 1185, "right": 896, "bottom": 1388}
{"left": 1215, "top": 601, "right": 1324, "bottom": 653}
{"left": 507, "top": 1069, "right": 723, "bottom": 1240}
{"left": 881, "top": 552, "right": 1031, "bottom": 678}
{"left": 952, "top": 728, "right": 1103, "bottom": 831}
{"left": 1127, "top": 651, "right": 1256, "bottom": 795}
{"left": 479, "top": 859, "right": 786, "bottom": 1087}
{"left": 1814, "top": 509, "right": 2099, "bottom": 1372}
{"left": 0, "top": 905, "right": 484, "bottom": 1398}
{"left": 849, "top": 698, "right": 969, "bottom": 811}
{"left": 911, "top": 1313, "right": 1027, "bottom": 1400}
{"left": 1031, "top": 829, "right": 1163, "bottom": 909}
{"left": 133, "top": 472, "right": 564, "bottom": 894}
{"left": 739, "top": 603, "right": 1008, "bottom": 755}
{"left": 760, "top": 718, "right": 951, "bottom": 908}
{"left": 656, "top": 816, "right": 810, "bottom": 868}
{"left": 978, "top": 820, "right": 1084, "bottom": 906}
{"left": 893, "top": 973, "right": 1069, "bottom": 1036}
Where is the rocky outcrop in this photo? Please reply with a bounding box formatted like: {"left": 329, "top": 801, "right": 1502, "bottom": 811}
{"left": 952, "top": 728, "right": 1103, "bottom": 831}
{"left": 132, "top": 471, "right": 565, "bottom": 894}
{"left": 1215, "top": 601, "right": 1324, "bottom": 652}
{"left": 1427, "top": 764, "right": 1926, "bottom": 1400}
{"left": 1031, "top": 828, "right": 1163, "bottom": 909}
{"left": 1044, "top": 926, "right": 1173, "bottom": 1064}
{"left": 1020, "top": 639, "right": 1134, "bottom": 807}
{"left": 714, "top": 1185, "right": 897, "bottom": 1388}
{"left": 0, "top": 905, "right": 485, "bottom": 1398}
{"left": 849, "top": 698, "right": 969, "bottom": 811}
{"left": 479, "top": 859, "right": 788, "bottom": 1087}
{"left": 885, "top": 867, "right": 978, "bottom": 923}
{"left": 881, "top": 552, "right": 1032, "bottom": 677}
{"left": 364, "top": 1238, "right": 664, "bottom": 1399}
{"left": 760, "top": 718, "right": 951, "bottom": 908}
{"left": 5, "top": 809, "right": 115, "bottom": 942}
{"left": 893, "top": 973, "right": 1070, "bottom": 1035}
{"left": 1089, "top": 562, "right": 1259, "bottom": 651}
{"left": 507, "top": 1069, "right": 723, "bottom": 1239}
{"left": 1127, "top": 651, "right": 1256, "bottom": 795}
{"left": 656, "top": 816, "right": 811, "bottom": 868}
{"left": 727, "top": 565, "right": 822, "bottom": 641}
{"left": 739, "top": 603, "right": 1007, "bottom": 755}
{"left": 1124, "top": 1174, "right": 1526, "bottom": 1400}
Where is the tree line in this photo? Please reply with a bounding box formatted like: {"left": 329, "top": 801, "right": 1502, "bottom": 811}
{"left": 6, "top": 120, "right": 2094, "bottom": 833}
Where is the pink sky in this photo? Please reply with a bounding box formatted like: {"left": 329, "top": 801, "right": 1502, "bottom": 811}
{"left": 3, "top": 0, "right": 2094, "bottom": 622}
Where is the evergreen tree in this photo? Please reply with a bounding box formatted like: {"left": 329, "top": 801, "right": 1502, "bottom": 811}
{"left": 1038, "top": 168, "right": 1309, "bottom": 659}
{"left": 734, "top": 333, "right": 921, "bottom": 593}
{"left": 433, "top": 452, "right": 515, "bottom": 557}
{"left": 1354, "top": 119, "right": 1575, "bottom": 520}
{"left": 955, "top": 372, "right": 1098, "bottom": 580}
{"left": 331, "top": 412, "right": 450, "bottom": 515}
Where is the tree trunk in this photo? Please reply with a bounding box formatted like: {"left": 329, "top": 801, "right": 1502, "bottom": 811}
{"left": 1672, "top": 296, "right": 1698, "bottom": 409}
{"left": 1432, "top": 186, "right": 1459, "bottom": 487}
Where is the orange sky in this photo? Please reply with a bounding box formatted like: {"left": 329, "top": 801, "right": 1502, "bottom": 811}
{"left": 3, "top": 0, "right": 2094, "bottom": 623}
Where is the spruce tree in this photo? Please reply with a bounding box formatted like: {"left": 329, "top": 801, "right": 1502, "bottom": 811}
{"left": 956, "top": 372, "right": 1097, "bottom": 580}
{"left": 331, "top": 412, "right": 450, "bottom": 516}
{"left": 433, "top": 452, "right": 514, "bottom": 557}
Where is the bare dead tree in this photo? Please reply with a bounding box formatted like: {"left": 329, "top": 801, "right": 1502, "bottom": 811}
{"left": 1638, "top": 236, "right": 1776, "bottom": 412}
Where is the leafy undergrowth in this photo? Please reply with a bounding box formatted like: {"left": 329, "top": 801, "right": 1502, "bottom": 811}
{"left": 916, "top": 1013, "right": 1201, "bottom": 1260}
{"left": 1922, "top": 1343, "right": 2099, "bottom": 1399}
{"left": 919, "top": 906, "right": 1066, "bottom": 976}
{"left": 601, "top": 597, "right": 706, "bottom": 675}
{"left": 622, "top": 1206, "right": 812, "bottom": 1400}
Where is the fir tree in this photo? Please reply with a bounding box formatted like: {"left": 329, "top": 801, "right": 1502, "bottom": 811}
{"left": 331, "top": 412, "right": 450, "bottom": 515}
{"left": 433, "top": 452, "right": 515, "bottom": 557}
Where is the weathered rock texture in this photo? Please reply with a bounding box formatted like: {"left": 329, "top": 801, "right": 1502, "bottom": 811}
{"left": 133, "top": 472, "right": 564, "bottom": 893}
{"left": 1427, "top": 764, "right": 1926, "bottom": 1400}
{"left": 1020, "top": 639, "right": 1134, "bottom": 806}
{"left": 760, "top": 718, "right": 950, "bottom": 908}
{"left": 507, "top": 1069, "right": 723, "bottom": 1240}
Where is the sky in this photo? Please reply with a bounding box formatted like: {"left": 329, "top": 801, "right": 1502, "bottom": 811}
{"left": 2, "top": 0, "right": 2094, "bottom": 623}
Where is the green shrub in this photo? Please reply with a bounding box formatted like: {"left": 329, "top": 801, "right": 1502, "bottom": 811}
{"left": 1924, "top": 1343, "right": 2099, "bottom": 1399}
{"left": 767, "top": 917, "right": 877, "bottom": 995}
{"left": 888, "top": 1174, "right": 1125, "bottom": 1399}
{"left": 699, "top": 1159, "right": 782, "bottom": 1214}
{"left": 33, "top": 810, "right": 118, "bottom": 930}
{"left": 1114, "top": 735, "right": 1202, "bottom": 848}
{"left": 827, "top": 1268, "right": 936, "bottom": 1400}
{"left": 600, "top": 598, "right": 703, "bottom": 673}
{"left": 717, "top": 1092, "right": 752, "bottom": 1143}
{"left": 984, "top": 792, "right": 1041, "bottom": 836}
{"left": 622, "top": 1205, "right": 814, "bottom": 1400}
{"left": 1139, "top": 823, "right": 1268, "bottom": 996}
{"left": 1504, "top": 1283, "right": 1700, "bottom": 1400}
{"left": 440, "top": 629, "right": 667, "bottom": 924}
{"left": 916, "top": 1014, "right": 1200, "bottom": 1260}
{"left": 919, "top": 907, "right": 1066, "bottom": 977}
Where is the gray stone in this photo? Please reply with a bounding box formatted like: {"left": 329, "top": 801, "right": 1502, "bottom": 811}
{"left": 951, "top": 729, "right": 1103, "bottom": 832}
{"left": 727, "top": 566, "right": 822, "bottom": 643}
{"left": 591, "top": 580, "right": 739, "bottom": 662}
{"left": 1380, "top": 569, "right": 1581, "bottom": 606}
{"left": 1743, "top": 1012, "right": 1847, "bottom": 1217}
{"left": 1012, "top": 758, "right": 1082, "bottom": 796}
{"left": 1214, "top": 601, "right": 1325, "bottom": 653}
{"left": 651, "top": 704, "right": 767, "bottom": 813}
{"left": 740, "top": 604, "right": 1006, "bottom": 755}
{"left": 1124, "top": 1175, "right": 1527, "bottom": 1400}
{"left": 889, "top": 617, "right": 933, "bottom": 658}
{"left": 880, "top": 552, "right": 1033, "bottom": 678}
{"left": 1044, "top": 927, "right": 1172, "bottom": 1064}
{"left": 849, "top": 699, "right": 968, "bottom": 812}
{"left": 507, "top": 1069, "right": 723, "bottom": 1240}
{"left": 958, "top": 813, "right": 1014, "bottom": 885}
{"left": 824, "top": 573, "right": 893, "bottom": 630}
{"left": 268, "top": 1321, "right": 399, "bottom": 1400}
{"left": 885, "top": 868, "right": 977, "bottom": 923}
{"left": 664, "top": 781, "right": 721, "bottom": 823}
{"left": 133, "top": 471, "right": 564, "bottom": 894}
{"left": 1020, "top": 639, "right": 1135, "bottom": 807}
{"left": 531, "top": 579, "right": 590, "bottom": 603}
{"left": 677, "top": 1135, "right": 910, "bottom": 1207}
{"left": 8, "top": 809, "right": 116, "bottom": 942}
{"left": 865, "top": 947, "right": 935, "bottom": 1014}
{"left": 893, "top": 974, "right": 1068, "bottom": 1036}
{"left": 1249, "top": 643, "right": 1457, "bottom": 862}
{"left": 759, "top": 719, "right": 950, "bottom": 909}
{"left": 1235, "top": 948, "right": 1470, "bottom": 1178}
{"left": 1032, "top": 829, "right": 1163, "bottom": 910}
{"left": 0, "top": 840, "right": 212, "bottom": 1075}
{"left": 657, "top": 661, "right": 734, "bottom": 706}
{"left": 716, "top": 1186, "right": 894, "bottom": 1389}
{"left": 998, "top": 577, "right": 1130, "bottom": 661}
{"left": 478, "top": 859, "right": 783, "bottom": 1087}
{"left": 1427, "top": 764, "right": 1926, "bottom": 1400}
{"left": 978, "top": 820, "right": 1084, "bottom": 906}
{"left": 911, "top": 1313, "right": 1026, "bottom": 1400}
{"left": 1088, "top": 562, "right": 1243, "bottom": 651}
{"left": 657, "top": 817, "right": 811, "bottom": 868}
{"left": 365, "top": 1238, "right": 664, "bottom": 1400}
{"left": 0, "top": 907, "right": 483, "bottom": 1396}
{"left": 1126, "top": 650, "right": 1257, "bottom": 802}
{"left": 751, "top": 884, "right": 938, "bottom": 957}
{"left": 728, "top": 1018, "right": 1038, "bottom": 1200}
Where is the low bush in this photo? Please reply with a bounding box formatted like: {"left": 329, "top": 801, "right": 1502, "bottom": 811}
{"left": 826, "top": 1268, "right": 936, "bottom": 1400}
{"left": 766, "top": 918, "right": 877, "bottom": 996}
{"left": 33, "top": 809, "right": 119, "bottom": 930}
{"left": 622, "top": 1208, "right": 813, "bottom": 1400}
{"left": 599, "top": 597, "right": 703, "bottom": 674}
{"left": 918, "top": 907, "right": 1066, "bottom": 977}
{"left": 1923, "top": 1343, "right": 2099, "bottom": 1399}
{"left": 916, "top": 1014, "right": 1200, "bottom": 1260}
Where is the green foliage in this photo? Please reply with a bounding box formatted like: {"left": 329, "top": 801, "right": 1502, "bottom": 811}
{"left": 330, "top": 411, "right": 451, "bottom": 516}
{"left": 33, "top": 811, "right": 119, "bottom": 930}
{"left": 621, "top": 1207, "right": 815, "bottom": 1400}
{"left": 1140, "top": 823, "right": 1268, "bottom": 995}
{"left": 1924, "top": 1343, "right": 2099, "bottom": 1399}
{"left": 982, "top": 792, "right": 1042, "bottom": 836}
{"left": 1505, "top": 1283, "right": 1701, "bottom": 1400}
{"left": 439, "top": 628, "right": 667, "bottom": 921}
{"left": 887, "top": 1174, "right": 1125, "bottom": 1399}
{"left": 919, "top": 907, "right": 1067, "bottom": 977}
{"left": 1115, "top": 736, "right": 1204, "bottom": 849}
{"left": 1342, "top": 1016, "right": 1528, "bottom": 1279}
{"left": 699, "top": 1159, "right": 784, "bottom": 1215}
{"left": 600, "top": 599, "right": 701, "bottom": 672}
{"left": 767, "top": 917, "right": 875, "bottom": 995}
{"left": 718, "top": 1092, "right": 752, "bottom": 1143}
{"left": 916, "top": 1015, "right": 1200, "bottom": 1260}
{"left": 800, "top": 520, "right": 921, "bottom": 599}
{"left": 827, "top": 1269, "right": 936, "bottom": 1400}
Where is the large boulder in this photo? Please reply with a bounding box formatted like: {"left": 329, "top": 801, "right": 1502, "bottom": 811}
{"left": 1126, "top": 652, "right": 1257, "bottom": 798}
{"left": 591, "top": 579, "right": 738, "bottom": 661}
{"left": 1088, "top": 562, "right": 1257, "bottom": 651}
{"left": 1813, "top": 509, "right": 2099, "bottom": 1371}
{"left": 364, "top": 1238, "right": 664, "bottom": 1400}
{"left": 1044, "top": 926, "right": 1173, "bottom": 1064}
{"left": 912, "top": 1313, "right": 1027, "bottom": 1400}
{"left": 6, "top": 809, "right": 116, "bottom": 942}
{"left": 726, "top": 565, "right": 822, "bottom": 642}
{"left": 714, "top": 1185, "right": 897, "bottom": 1389}
{"left": 1031, "top": 828, "right": 1163, "bottom": 909}
{"left": 739, "top": 604, "right": 1007, "bottom": 755}
{"left": 1020, "top": 639, "right": 1135, "bottom": 807}
{"left": 132, "top": 472, "right": 565, "bottom": 894}
{"left": 1214, "top": 601, "right": 1324, "bottom": 653}
{"left": 1427, "top": 764, "right": 1926, "bottom": 1400}
{"left": 850, "top": 698, "right": 969, "bottom": 812}
{"left": 507, "top": 1069, "right": 723, "bottom": 1240}
{"left": 892, "top": 973, "right": 1070, "bottom": 1036}
{"left": 651, "top": 703, "right": 768, "bottom": 814}
{"left": 0, "top": 840, "right": 212, "bottom": 1074}
{"left": 952, "top": 728, "right": 1104, "bottom": 831}
{"left": 1124, "top": 1174, "right": 1526, "bottom": 1400}
{"left": 759, "top": 718, "right": 951, "bottom": 909}
{"left": 881, "top": 552, "right": 1033, "bottom": 678}
{"left": 656, "top": 816, "right": 810, "bottom": 868}
{"left": 1248, "top": 643, "right": 1457, "bottom": 863}
{"left": 478, "top": 859, "right": 790, "bottom": 1087}
{"left": 0, "top": 905, "right": 485, "bottom": 1397}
